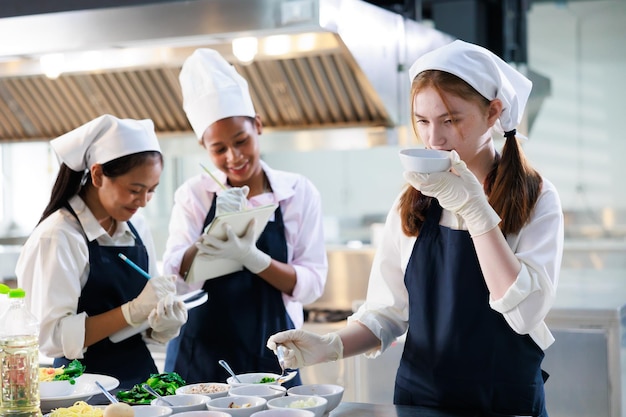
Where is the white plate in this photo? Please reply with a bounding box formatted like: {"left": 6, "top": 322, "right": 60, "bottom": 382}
{"left": 40, "top": 373, "right": 119, "bottom": 412}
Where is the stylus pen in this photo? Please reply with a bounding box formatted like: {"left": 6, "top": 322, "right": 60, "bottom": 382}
{"left": 118, "top": 253, "right": 151, "bottom": 280}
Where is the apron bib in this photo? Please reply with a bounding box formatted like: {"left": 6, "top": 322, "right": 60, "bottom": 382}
{"left": 394, "top": 200, "right": 547, "bottom": 417}
{"left": 54, "top": 206, "right": 157, "bottom": 389}
{"left": 166, "top": 198, "right": 300, "bottom": 386}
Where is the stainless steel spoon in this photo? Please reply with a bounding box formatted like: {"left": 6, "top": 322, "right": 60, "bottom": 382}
{"left": 142, "top": 383, "right": 175, "bottom": 406}
{"left": 95, "top": 380, "right": 118, "bottom": 404}
{"left": 218, "top": 359, "right": 242, "bottom": 383}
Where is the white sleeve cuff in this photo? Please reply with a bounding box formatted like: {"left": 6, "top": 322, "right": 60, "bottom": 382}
{"left": 489, "top": 263, "right": 538, "bottom": 313}
{"left": 60, "top": 312, "right": 88, "bottom": 359}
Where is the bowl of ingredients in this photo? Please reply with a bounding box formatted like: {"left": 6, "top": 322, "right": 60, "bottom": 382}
{"left": 132, "top": 405, "right": 174, "bottom": 417}
{"left": 399, "top": 148, "right": 451, "bottom": 173}
{"left": 250, "top": 410, "right": 314, "bottom": 417}
{"left": 176, "top": 383, "right": 230, "bottom": 399}
{"left": 150, "top": 394, "right": 210, "bottom": 414}
{"left": 287, "top": 384, "right": 344, "bottom": 414}
{"left": 229, "top": 384, "right": 286, "bottom": 401}
{"left": 226, "top": 373, "right": 281, "bottom": 388}
{"left": 39, "top": 360, "right": 86, "bottom": 397}
{"left": 267, "top": 395, "right": 327, "bottom": 417}
{"left": 207, "top": 395, "right": 266, "bottom": 417}
{"left": 117, "top": 373, "right": 187, "bottom": 405}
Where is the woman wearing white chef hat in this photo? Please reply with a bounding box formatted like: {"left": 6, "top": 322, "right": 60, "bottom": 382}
{"left": 161, "top": 49, "right": 327, "bottom": 385}
{"left": 268, "top": 40, "right": 564, "bottom": 416}
{"left": 16, "top": 114, "right": 186, "bottom": 389}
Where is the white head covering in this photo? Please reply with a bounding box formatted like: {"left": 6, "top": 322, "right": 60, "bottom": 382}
{"left": 50, "top": 114, "right": 161, "bottom": 171}
{"left": 408, "top": 40, "right": 532, "bottom": 136}
{"left": 179, "top": 48, "right": 256, "bottom": 140}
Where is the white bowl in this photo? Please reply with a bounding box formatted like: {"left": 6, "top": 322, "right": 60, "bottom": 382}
{"left": 229, "top": 384, "right": 286, "bottom": 401}
{"left": 287, "top": 384, "right": 344, "bottom": 414}
{"left": 132, "top": 405, "right": 174, "bottom": 417}
{"left": 207, "top": 395, "right": 267, "bottom": 417}
{"left": 250, "top": 410, "right": 314, "bottom": 417}
{"left": 226, "top": 373, "right": 281, "bottom": 387}
{"left": 39, "top": 380, "right": 76, "bottom": 397}
{"left": 267, "top": 395, "right": 327, "bottom": 417}
{"left": 174, "top": 412, "right": 233, "bottom": 417}
{"left": 151, "top": 394, "right": 210, "bottom": 414}
{"left": 177, "top": 383, "right": 230, "bottom": 399}
{"left": 399, "top": 148, "right": 451, "bottom": 173}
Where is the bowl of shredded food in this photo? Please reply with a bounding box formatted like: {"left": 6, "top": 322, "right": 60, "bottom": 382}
{"left": 225, "top": 373, "right": 281, "bottom": 388}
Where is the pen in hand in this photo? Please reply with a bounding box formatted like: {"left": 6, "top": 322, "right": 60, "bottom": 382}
{"left": 118, "top": 253, "right": 151, "bottom": 280}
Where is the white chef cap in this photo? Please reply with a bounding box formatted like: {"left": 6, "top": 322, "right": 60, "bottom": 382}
{"left": 179, "top": 48, "right": 256, "bottom": 140}
{"left": 408, "top": 40, "right": 532, "bottom": 136}
{"left": 50, "top": 114, "right": 161, "bottom": 171}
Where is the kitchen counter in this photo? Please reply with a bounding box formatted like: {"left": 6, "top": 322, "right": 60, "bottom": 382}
{"left": 329, "top": 402, "right": 493, "bottom": 417}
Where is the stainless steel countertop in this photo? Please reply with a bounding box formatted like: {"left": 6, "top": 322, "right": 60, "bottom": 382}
{"left": 329, "top": 402, "right": 489, "bottom": 417}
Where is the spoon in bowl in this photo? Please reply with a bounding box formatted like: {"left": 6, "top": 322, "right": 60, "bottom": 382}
{"left": 142, "top": 384, "right": 174, "bottom": 407}
{"left": 218, "top": 359, "right": 242, "bottom": 383}
{"left": 95, "top": 381, "right": 118, "bottom": 404}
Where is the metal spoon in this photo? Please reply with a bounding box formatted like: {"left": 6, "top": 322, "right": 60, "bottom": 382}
{"left": 142, "top": 383, "right": 174, "bottom": 406}
{"left": 95, "top": 381, "right": 118, "bottom": 404}
{"left": 218, "top": 359, "right": 242, "bottom": 383}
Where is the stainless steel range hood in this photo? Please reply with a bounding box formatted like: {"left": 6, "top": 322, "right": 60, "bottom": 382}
{"left": 0, "top": 0, "right": 453, "bottom": 142}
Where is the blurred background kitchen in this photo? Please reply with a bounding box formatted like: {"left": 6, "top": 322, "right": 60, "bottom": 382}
{"left": 0, "top": 1, "right": 624, "bottom": 416}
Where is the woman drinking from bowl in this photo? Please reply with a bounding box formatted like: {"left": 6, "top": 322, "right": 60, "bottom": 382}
{"left": 268, "top": 40, "right": 564, "bottom": 417}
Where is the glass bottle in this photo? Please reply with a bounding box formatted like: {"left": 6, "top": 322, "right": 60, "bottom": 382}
{"left": 0, "top": 283, "right": 9, "bottom": 317}
{"left": 0, "top": 288, "right": 42, "bottom": 417}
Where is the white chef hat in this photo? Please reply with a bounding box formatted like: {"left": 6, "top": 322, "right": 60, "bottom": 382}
{"left": 50, "top": 114, "right": 161, "bottom": 171}
{"left": 179, "top": 48, "right": 256, "bottom": 140}
{"left": 408, "top": 40, "right": 532, "bottom": 136}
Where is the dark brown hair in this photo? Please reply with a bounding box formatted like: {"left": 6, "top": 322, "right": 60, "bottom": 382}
{"left": 399, "top": 70, "right": 542, "bottom": 237}
{"left": 38, "top": 151, "right": 162, "bottom": 225}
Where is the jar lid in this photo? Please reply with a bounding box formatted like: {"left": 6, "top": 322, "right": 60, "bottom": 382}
{"left": 0, "top": 283, "right": 9, "bottom": 294}
{"left": 8, "top": 288, "right": 25, "bottom": 299}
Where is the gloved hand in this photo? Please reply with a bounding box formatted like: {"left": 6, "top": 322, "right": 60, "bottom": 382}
{"left": 403, "top": 150, "right": 501, "bottom": 237}
{"left": 267, "top": 329, "right": 343, "bottom": 368}
{"left": 196, "top": 219, "right": 271, "bottom": 274}
{"left": 216, "top": 185, "right": 249, "bottom": 216}
{"left": 148, "top": 294, "right": 188, "bottom": 344}
{"left": 121, "top": 275, "right": 177, "bottom": 326}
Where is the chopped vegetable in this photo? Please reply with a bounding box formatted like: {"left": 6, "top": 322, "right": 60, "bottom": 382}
{"left": 115, "top": 372, "right": 186, "bottom": 405}
{"left": 42, "top": 360, "right": 86, "bottom": 385}
{"left": 258, "top": 376, "right": 276, "bottom": 384}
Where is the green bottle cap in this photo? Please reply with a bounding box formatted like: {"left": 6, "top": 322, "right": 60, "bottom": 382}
{"left": 0, "top": 283, "right": 9, "bottom": 294}
{"left": 8, "top": 288, "right": 26, "bottom": 299}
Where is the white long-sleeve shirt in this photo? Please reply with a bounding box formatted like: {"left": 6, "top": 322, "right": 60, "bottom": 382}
{"left": 16, "top": 195, "right": 159, "bottom": 359}
{"left": 350, "top": 177, "right": 564, "bottom": 355}
{"left": 162, "top": 161, "right": 328, "bottom": 328}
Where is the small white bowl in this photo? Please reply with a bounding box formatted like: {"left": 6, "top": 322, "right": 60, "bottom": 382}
{"left": 131, "top": 405, "right": 174, "bottom": 417}
{"left": 151, "top": 394, "right": 210, "bottom": 414}
{"left": 207, "top": 395, "right": 267, "bottom": 417}
{"left": 229, "top": 384, "right": 286, "bottom": 401}
{"left": 287, "top": 384, "right": 344, "bottom": 414}
{"left": 399, "top": 148, "right": 451, "bottom": 173}
{"left": 177, "top": 383, "right": 230, "bottom": 399}
{"left": 39, "top": 380, "right": 77, "bottom": 397}
{"left": 250, "top": 409, "right": 314, "bottom": 417}
{"left": 226, "top": 373, "right": 281, "bottom": 387}
{"left": 174, "top": 412, "right": 233, "bottom": 417}
{"left": 267, "top": 395, "right": 327, "bottom": 417}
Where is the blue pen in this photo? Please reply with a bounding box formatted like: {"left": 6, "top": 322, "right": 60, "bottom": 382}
{"left": 118, "top": 253, "right": 151, "bottom": 280}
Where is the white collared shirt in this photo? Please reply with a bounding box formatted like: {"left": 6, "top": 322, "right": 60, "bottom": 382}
{"left": 350, "top": 177, "right": 564, "bottom": 356}
{"left": 16, "top": 195, "right": 158, "bottom": 359}
{"left": 162, "top": 160, "right": 328, "bottom": 328}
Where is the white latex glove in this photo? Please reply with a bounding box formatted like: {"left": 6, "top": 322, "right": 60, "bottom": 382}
{"left": 121, "top": 275, "right": 177, "bottom": 326}
{"left": 403, "top": 150, "right": 501, "bottom": 237}
{"left": 196, "top": 219, "right": 271, "bottom": 274}
{"left": 267, "top": 329, "right": 343, "bottom": 368}
{"left": 148, "top": 294, "right": 188, "bottom": 344}
{"left": 216, "top": 185, "right": 249, "bottom": 216}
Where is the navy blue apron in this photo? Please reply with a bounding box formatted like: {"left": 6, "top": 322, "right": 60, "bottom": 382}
{"left": 165, "top": 197, "right": 301, "bottom": 387}
{"left": 393, "top": 200, "right": 548, "bottom": 417}
{"left": 54, "top": 206, "right": 158, "bottom": 389}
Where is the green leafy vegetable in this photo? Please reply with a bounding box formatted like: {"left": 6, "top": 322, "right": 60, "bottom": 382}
{"left": 53, "top": 360, "right": 86, "bottom": 385}
{"left": 258, "top": 376, "right": 276, "bottom": 384}
{"left": 116, "top": 372, "right": 187, "bottom": 405}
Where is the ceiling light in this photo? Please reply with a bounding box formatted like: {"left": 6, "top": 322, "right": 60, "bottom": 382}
{"left": 232, "top": 37, "right": 258, "bottom": 64}
{"left": 40, "top": 53, "right": 65, "bottom": 79}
